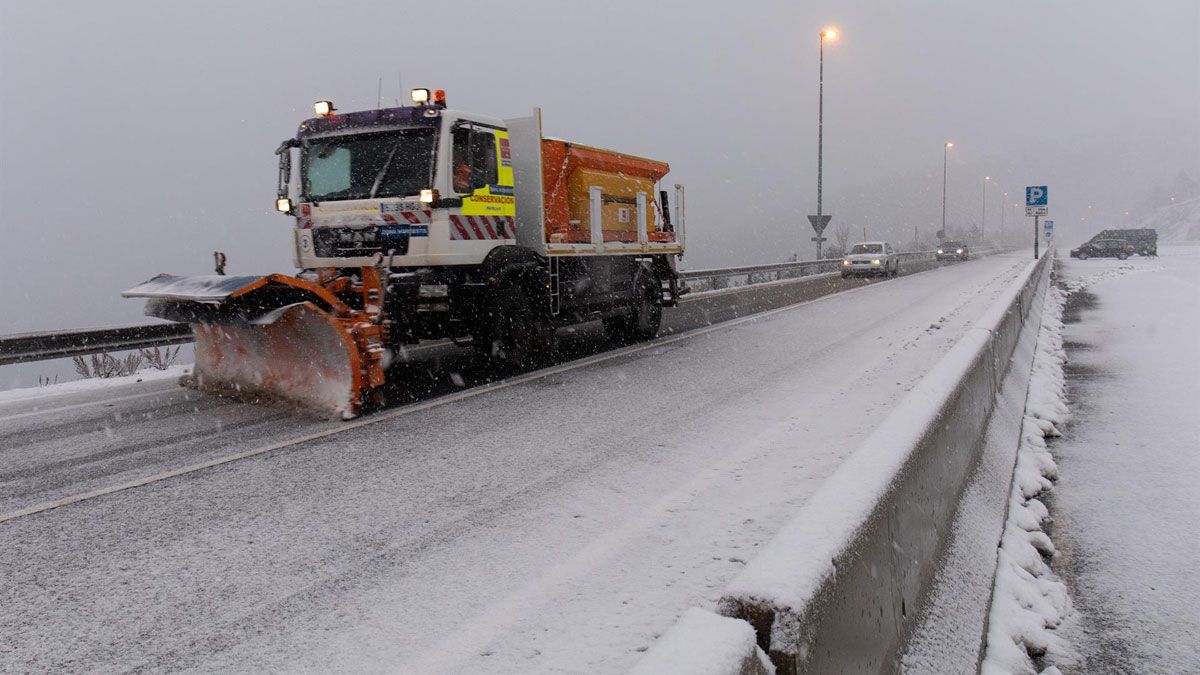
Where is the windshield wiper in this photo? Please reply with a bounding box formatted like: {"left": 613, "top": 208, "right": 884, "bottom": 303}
{"left": 369, "top": 139, "right": 406, "bottom": 199}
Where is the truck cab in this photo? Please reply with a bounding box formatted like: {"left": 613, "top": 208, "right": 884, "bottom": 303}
{"left": 277, "top": 97, "right": 514, "bottom": 270}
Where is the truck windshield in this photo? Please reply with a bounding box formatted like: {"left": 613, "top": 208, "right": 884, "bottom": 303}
{"left": 301, "top": 128, "right": 437, "bottom": 201}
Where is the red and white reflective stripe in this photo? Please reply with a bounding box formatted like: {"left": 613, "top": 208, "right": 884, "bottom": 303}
{"left": 380, "top": 210, "right": 432, "bottom": 226}
{"left": 449, "top": 215, "right": 514, "bottom": 240}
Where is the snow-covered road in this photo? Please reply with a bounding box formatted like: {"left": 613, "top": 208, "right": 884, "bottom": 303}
{"left": 1052, "top": 247, "right": 1200, "bottom": 673}
{"left": 1, "top": 253, "right": 1031, "bottom": 673}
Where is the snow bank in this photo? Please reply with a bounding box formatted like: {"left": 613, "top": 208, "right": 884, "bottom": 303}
{"left": 629, "top": 609, "right": 774, "bottom": 675}
{"left": 0, "top": 364, "right": 188, "bottom": 404}
{"left": 980, "top": 280, "right": 1076, "bottom": 674}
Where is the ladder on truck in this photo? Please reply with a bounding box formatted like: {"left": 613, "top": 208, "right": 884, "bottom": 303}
{"left": 548, "top": 255, "right": 561, "bottom": 316}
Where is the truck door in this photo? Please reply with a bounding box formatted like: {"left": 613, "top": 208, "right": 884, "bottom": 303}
{"left": 448, "top": 123, "right": 515, "bottom": 241}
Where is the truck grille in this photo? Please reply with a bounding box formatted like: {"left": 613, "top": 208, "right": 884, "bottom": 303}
{"left": 312, "top": 227, "right": 410, "bottom": 258}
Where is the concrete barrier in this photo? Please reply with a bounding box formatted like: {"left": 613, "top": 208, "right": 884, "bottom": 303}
{"left": 633, "top": 250, "right": 1051, "bottom": 674}
{"left": 631, "top": 609, "right": 775, "bottom": 675}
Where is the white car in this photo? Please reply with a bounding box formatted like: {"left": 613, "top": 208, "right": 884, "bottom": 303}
{"left": 841, "top": 241, "right": 899, "bottom": 278}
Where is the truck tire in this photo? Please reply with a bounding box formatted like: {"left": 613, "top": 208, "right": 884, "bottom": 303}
{"left": 603, "top": 274, "right": 662, "bottom": 343}
{"left": 475, "top": 286, "right": 554, "bottom": 370}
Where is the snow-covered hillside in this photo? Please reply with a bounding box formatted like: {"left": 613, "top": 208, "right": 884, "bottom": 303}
{"left": 1138, "top": 195, "right": 1200, "bottom": 243}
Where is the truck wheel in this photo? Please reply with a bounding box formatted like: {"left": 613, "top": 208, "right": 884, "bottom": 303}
{"left": 604, "top": 274, "right": 662, "bottom": 343}
{"left": 476, "top": 287, "right": 554, "bottom": 370}
{"left": 629, "top": 274, "right": 663, "bottom": 340}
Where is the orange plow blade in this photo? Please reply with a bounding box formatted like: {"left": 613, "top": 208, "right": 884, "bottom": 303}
{"left": 189, "top": 303, "right": 363, "bottom": 418}
{"left": 123, "top": 272, "right": 387, "bottom": 419}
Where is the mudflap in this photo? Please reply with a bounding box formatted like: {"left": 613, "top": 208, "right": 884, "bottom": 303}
{"left": 187, "top": 302, "right": 372, "bottom": 419}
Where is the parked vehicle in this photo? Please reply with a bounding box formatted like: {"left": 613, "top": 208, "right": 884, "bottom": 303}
{"left": 841, "top": 242, "right": 899, "bottom": 278}
{"left": 1070, "top": 238, "right": 1134, "bottom": 260}
{"left": 936, "top": 240, "right": 969, "bottom": 261}
{"left": 1085, "top": 228, "right": 1157, "bottom": 256}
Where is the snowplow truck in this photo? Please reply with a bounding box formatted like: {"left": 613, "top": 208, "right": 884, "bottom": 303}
{"left": 124, "top": 90, "right": 686, "bottom": 418}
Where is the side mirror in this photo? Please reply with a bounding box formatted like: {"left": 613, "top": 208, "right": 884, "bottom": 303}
{"left": 469, "top": 172, "right": 489, "bottom": 192}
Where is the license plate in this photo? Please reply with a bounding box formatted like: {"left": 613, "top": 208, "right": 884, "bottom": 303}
{"left": 380, "top": 225, "right": 429, "bottom": 238}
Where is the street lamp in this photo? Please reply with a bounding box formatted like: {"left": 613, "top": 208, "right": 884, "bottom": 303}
{"left": 982, "top": 175, "right": 991, "bottom": 241}
{"left": 941, "top": 142, "right": 954, "bottom": 237}
{"left": 811, "top": 26, "right": 838, "bottom": 259}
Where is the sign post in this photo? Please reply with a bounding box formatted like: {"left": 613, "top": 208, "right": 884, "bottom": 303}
{"left": 1026, "top": 186, "right": 1048, "bottom": 259}
{"left": 808, "top": 214, "right": 832, "bottom": 259}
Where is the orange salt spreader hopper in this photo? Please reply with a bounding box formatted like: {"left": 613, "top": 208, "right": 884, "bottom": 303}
{"left": 540, "top": 140, "right": 671, "bottom": 244}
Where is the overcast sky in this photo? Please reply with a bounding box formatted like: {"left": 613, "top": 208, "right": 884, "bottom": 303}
{"left": 1, "top": 0, "right": 1197, "bottom": 338}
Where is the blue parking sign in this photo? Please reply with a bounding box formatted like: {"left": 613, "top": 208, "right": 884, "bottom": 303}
{"left": 1026, "top": 186, "right": 1048, "bottom": 206}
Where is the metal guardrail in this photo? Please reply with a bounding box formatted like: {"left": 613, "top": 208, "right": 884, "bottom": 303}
{"left": 0, "top": 324, "right": 194, "bottom": 366}
{"left": 0, "top": 250, "right": 959, "bottom": 366}
{"left": 680, "top": 251, "right": 937, "bottom": 293}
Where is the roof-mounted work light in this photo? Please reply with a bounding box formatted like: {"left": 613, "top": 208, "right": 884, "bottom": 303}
{"left": 313, "top": 100, "right": 335, "bottom": 117}
{"left": 411, "top": 88, "right": 430, "bottom": 104}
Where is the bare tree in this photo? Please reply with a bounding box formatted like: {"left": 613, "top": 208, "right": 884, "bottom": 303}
{"left": 72, "top": 352, "right": 144, "bottom": 379}
{"left": 140, "top": 345, "right": 182, "bottom": 370}
{"left": 832, "top": 225, "right": 851, "bottom": 256}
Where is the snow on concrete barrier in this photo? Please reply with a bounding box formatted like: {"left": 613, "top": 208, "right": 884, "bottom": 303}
{"left": 704, "top": 251, "right": 1053, "bottom": 674}
{"left": 630, "top": 608, "right": 774, "bottom": 675}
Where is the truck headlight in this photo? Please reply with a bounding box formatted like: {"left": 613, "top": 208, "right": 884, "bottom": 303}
{"left": 842, "top": 259, "right": 851, "bottom": 266}
{"left": 276, "top": 197, "right": 293, "bottom": 213}
{"left": 956, "top": 248, "right": 963, "bottom": 254}
{"left": 937, "top": 249, "right": 943, "bottom": 254}
{"left": 872, "top": 259, "right": 881, "bottom": 265}
{"left": 419, "top": 189, "right": 438, "bottom": 204}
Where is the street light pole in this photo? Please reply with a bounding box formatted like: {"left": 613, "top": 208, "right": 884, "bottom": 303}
{"left": 982, "top": 175, "right": 990, "bottom": 241}
{"left": 814, "top": 28, "right": 836, "bottom": 259}
{"left": 1000, "top": 191, "right": 1008, "bottom": 247}
{"left": 942, "top": 142, "right": 953, "bottom": 237}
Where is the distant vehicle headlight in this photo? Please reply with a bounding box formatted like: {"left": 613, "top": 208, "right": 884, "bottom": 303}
{"left": 937, "top": 249, "right": 944, "bottom": 254}
{"left": 872, "top": 259, "right": 881, "bottom": 265}
{"left": 842, "top": 259, "right": 851, "bottom": 266}
{"left": 956, "top": 248, "right": 963, "bottom": 254}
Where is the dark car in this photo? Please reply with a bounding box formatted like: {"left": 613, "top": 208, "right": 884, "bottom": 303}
{"left": 936, "top": 240, "right": 969, "bottom": 261}
{"left": 1087, "top": 228, "right": 1157, "bottom": 256}
{"left": 1070, "top": 238, "right": 1134, "bottom": 260}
